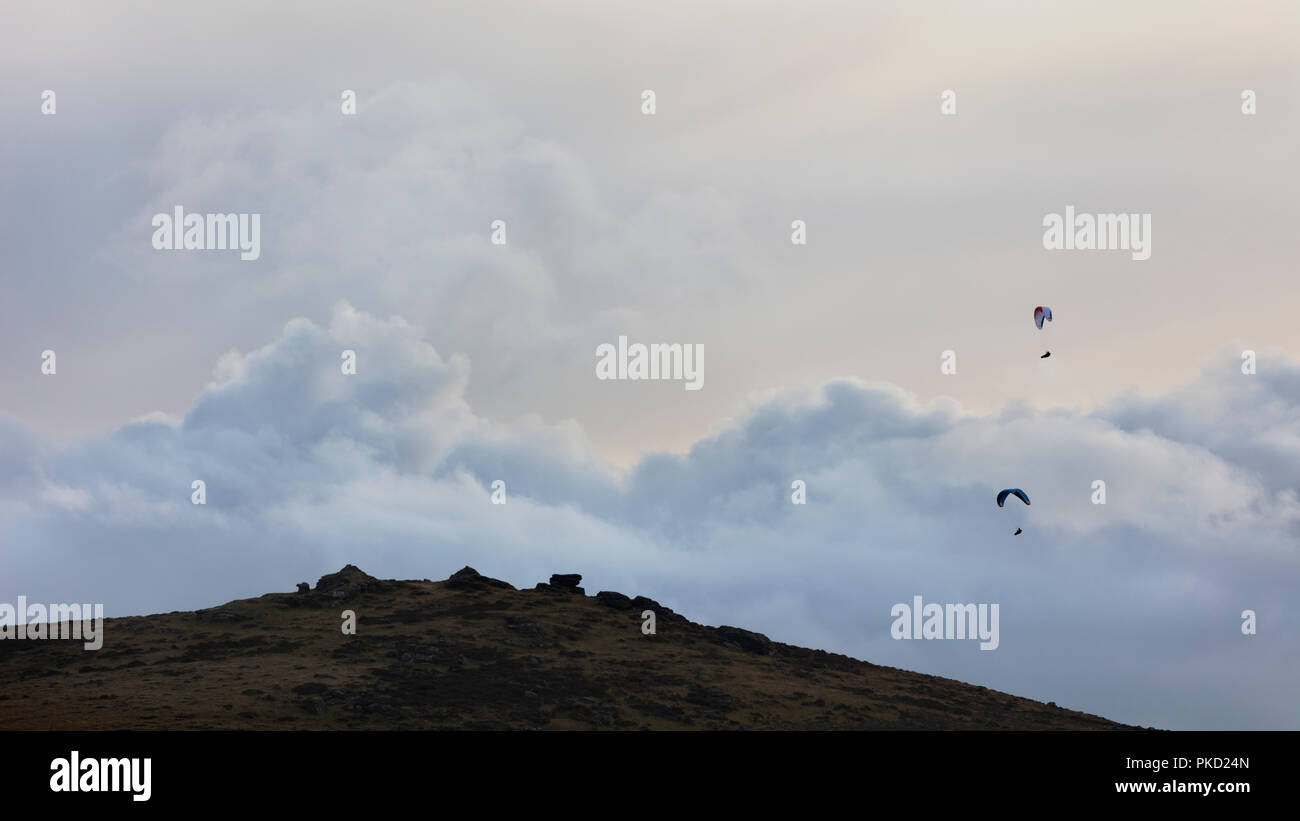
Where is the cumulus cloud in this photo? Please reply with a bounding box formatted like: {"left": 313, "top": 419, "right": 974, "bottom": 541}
{"left": 1100, "top": 345, "right": 1300, "bottom": 496}
{"left": 1, "top": 304, "right": 1296, "bottom": 730}
{"left": 87, "top": 79, "right": 769, "bottom": 460}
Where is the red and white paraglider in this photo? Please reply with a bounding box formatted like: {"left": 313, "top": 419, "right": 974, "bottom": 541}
{"left": 1034, "top": 306, "right": 1052, "bottom": 358}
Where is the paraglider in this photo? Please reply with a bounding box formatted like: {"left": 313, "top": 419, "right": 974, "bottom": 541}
{"left": 1034, "top": 306, "right": 1052, "bottom": 358}
{"left": 997, "top": 488, "right": 1030, "bottom": 534}
{"left": 997, "top": 488, "right": 1031, "bottom": 507}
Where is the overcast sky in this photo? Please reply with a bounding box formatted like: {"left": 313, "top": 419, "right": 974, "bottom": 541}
{"left": 1, "top": 0, "right": 1297, "bottom": 730}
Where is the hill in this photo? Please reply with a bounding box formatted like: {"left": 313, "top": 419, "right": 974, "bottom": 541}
{"left": 0, "top": 565, "right": 1136, "bottom": 730}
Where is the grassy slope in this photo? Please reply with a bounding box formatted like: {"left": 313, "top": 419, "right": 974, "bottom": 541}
{"left": 0, "top": 566, "right": 1136, "bottom": 730}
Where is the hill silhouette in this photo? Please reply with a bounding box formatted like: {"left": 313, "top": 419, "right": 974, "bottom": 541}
{"left": 0, "top": 565, "right": 1137, "bottom": 730}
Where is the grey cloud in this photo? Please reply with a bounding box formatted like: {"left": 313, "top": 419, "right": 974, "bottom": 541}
{"left": 1, "top": 307, "right": 1296, "bottom": 729}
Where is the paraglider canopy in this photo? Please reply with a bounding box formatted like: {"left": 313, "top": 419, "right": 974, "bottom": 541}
{"left": 997, "top": 488, "right": 1031, "bottom": 507}
{"left": 1034, "top": 306, "right": 1053, "bottom": 330}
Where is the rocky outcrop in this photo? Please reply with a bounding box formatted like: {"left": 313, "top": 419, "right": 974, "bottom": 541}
{"left": 445, "top": 566, "right": 515, "bottom": 591}
{"left": 715, "top": 626, "right": 775, "bottom": 656}
{"left": 535, "top": 573, "right": 584, "bottom": 594}
{"left": 595, "top": 591, "right": 634, "bottom": 610}
{"left": 315, "top": 565, "right": 392, "bottom": 601}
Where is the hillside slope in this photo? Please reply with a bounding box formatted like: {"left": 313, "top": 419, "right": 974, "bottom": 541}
{"left": 0, "top": 565, "right": 1137, "bottom": 730}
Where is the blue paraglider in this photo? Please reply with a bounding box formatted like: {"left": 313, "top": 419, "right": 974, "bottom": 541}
{"left": 997, "top": 488, "right": 1031, "bottom": 534}
{"left": 996, "top": 488, "right": 1031, "bottom": 507}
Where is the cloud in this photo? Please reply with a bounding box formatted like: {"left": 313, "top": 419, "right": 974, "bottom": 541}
{"left": 10, "top": 31, "right": 1297, "bottom": 455}
{"left": 1099, "top": 345, "right": 1300, "bottom": 494}
{"left": 1, "top": 304, "right": 1296, "bottom": 730}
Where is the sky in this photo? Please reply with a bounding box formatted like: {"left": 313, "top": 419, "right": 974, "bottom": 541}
{"left": 1, "top": 0, "right": 1297, "bottom": 730}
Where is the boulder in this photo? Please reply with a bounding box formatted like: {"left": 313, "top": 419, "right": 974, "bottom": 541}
{"left": 715, "top": 626, "right": 774, "bottom": 656}
{"left": 549, "top": 574, "right": 582, "bottom": 589}
{"left": 536, "top": 579, "right": 583, "bottom": 595}
{"left": 595, "top": 591, "right": 634, "bottom": 610}
{"left": 626, "top": 595, "right": 686, "bottom": 622}
{"left": 446, "top": 566, "right": 482, "bottom": 589}
{"left": 315, "top": 565, "right": 390, "bottom": 599}
{"left": 296, "top": 582, "right": 310, "bottom": 593}
{"left": 446, "top": 566, "right": 515, "bottom": 591}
